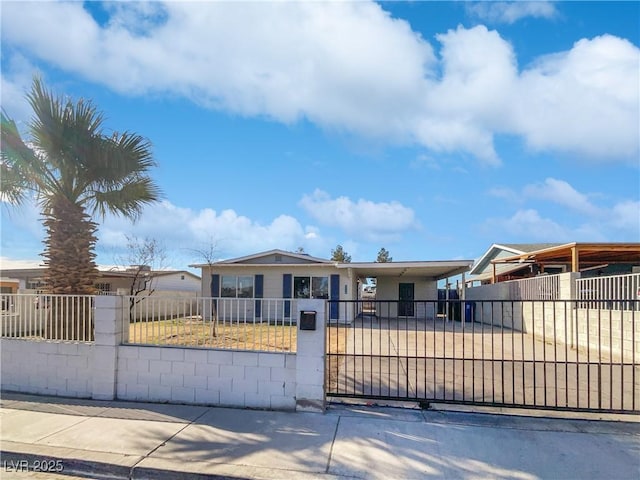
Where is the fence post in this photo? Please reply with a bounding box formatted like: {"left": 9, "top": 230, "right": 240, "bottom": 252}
{"left": 92, "top": 295, "right": 125, "bottom": 400}
{"left": 295, "top": 299, "right": 326, "bottom": 412}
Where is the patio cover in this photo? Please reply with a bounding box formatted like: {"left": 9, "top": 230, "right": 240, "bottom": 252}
{"left": 335, "top": 260, "right": 474, "bottom": 280}
{"left": 490, "top": 242, "right": 640, "bottom": 273}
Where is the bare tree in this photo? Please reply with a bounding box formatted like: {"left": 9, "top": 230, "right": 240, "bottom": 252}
{"left": 118, "top": 235, "right": 167, "bottom": 322}
{"left": 188, "top": 238, "right": 220, "bottom": 336}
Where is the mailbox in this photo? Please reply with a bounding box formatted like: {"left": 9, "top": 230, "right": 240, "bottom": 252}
{"left": 299, "top": 310, "right": 317, "bottom": 331}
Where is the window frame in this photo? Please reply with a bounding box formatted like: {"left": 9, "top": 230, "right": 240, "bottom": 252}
{"left": 294, "top": 275, "right": 329, "bottom": 299}
{"left": 221, "top": 275, "right": 255, "bottom": 298}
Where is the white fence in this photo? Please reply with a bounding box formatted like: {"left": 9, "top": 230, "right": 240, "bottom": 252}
{"left": 0, "top": 294, "right": 94, "bottom": 342}
{"left": 577, "top": 273, "right": 640, "bottom": 311}
{"left": 0, "top": 293, "right": 304, "bottom": 350}
{"left": 508, "top": 274, "right": 561, "bottom": 300}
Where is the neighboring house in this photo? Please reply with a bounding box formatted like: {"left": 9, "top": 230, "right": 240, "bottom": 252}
{"left": 98, "top": 267, "right": 201, "bottom": 295}
{"left": 190, "top": 249, "right": 473, "bottom": 323}
{"left": 470, "top": 242, "right": 640, "bottom": 285}
{"left": 0, "top": 278, "right": 19, "bottom": 311}
{"left": 0, "top": 264, "right": 201, "bottom": 295}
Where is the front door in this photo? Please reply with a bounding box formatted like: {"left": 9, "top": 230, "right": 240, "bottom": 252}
{"left": 398, "top": 283, "right": 415, "bottom": 316}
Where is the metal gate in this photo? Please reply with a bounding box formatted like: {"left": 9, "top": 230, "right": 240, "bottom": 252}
{"left": 326, "top": 299, "right": 640, "bottom": 414}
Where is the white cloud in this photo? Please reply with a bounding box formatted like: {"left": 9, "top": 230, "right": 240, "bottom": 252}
{"left": 610, "top": 201, "right": 640, "bottom": 231}
{"left": 484, "top": 179, "right": 640, "bottom": 240}
{"left": 467, "top": 2, "right": 558, "bottom": 24}
{"left": 488, "top": 187, "right": 521, "bottom": 203}
{"left": 523, "top": 178, "right": 600, "bottom": 215}
{"left": 1, "top": 197, "right": 327, "bottom": 266}
{"left": 1, "top": 2, "right": 638, "bottom": 164}
{"left": 484, "top": 209, "right": 573, "bottom": 241}
{"left": 99, "top": 200, "right": 322, "bottom": 261}
{"left": 0, "top": 54, "right": 41, "bottom": 124}
{"left": 299, "top": 189, "right": 416, "bottom": 242}
{"left": 514, "top": 35, "right": 640, "bottom": 160}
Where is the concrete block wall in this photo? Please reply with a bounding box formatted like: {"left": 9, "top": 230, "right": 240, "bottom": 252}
{"left": 116, "top": 346, "right": 296, "bottom": 410}
{"left": 575, "top": 309, "right": 640, "bottom": 362}
{"left": 1, "top": 295, "right": 325, "bottom": 412}
{"left": 0, "top": 339, "right": 93, "bottom": 397}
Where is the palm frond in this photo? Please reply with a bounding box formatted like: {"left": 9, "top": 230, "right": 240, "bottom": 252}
{"left": 81, "top": 131, "right": 156, "bottom": 187}
{"left": 90, "top": 177, "right": 163, "bottom": 220}
{"left": 1, "top": 110, "right": 36, "bottom": 204}
{"left": 27, "top": 77, "right": 105, "bottom": 181}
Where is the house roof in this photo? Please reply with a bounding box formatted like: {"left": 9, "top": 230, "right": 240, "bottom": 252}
{"left": 470, "top": 243, "right": 565, "bottom": 275}
{"left": 190, "top": 249, "right": 473, "bottom": 279}
{"left": 0, "top": 265, "right": 200, "bottom": 281}
{"left": 100, "top": 270, "right": 201, "bottom": 281}
{"left": 471, "top": 242, "right": 640, "bottom": 278}
{"left": 190, "top": 249, "right": 332, "bottom": 267}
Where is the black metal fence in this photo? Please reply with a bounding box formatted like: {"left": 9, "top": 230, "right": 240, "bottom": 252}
{"left": 326, "top": 299, "right": 639, "bottom": 414}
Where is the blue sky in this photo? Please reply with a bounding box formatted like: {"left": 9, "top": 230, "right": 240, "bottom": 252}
{"left": 1, "top": 1, "right": 639, "bottom": 270}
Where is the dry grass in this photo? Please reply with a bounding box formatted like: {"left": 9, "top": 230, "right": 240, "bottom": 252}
{"left": 128, "top": 317, "right": 297, "bottom": 352}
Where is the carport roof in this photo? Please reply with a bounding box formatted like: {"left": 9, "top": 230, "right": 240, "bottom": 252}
{"left": 335, "top": 260, "right": 474, "bottom": 280}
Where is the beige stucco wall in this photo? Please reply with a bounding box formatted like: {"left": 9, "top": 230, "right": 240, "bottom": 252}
{"left": 199, "top": 265, "right": 355, "bottom": 323}
{"left": 374, "top": 276, "right": 438, "bottom": 319}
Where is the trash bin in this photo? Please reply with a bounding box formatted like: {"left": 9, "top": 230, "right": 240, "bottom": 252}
{"left": 464, "top": 302, "right": 475, "bottom": 323}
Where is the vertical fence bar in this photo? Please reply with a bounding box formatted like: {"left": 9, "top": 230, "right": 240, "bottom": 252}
{"left": 587, "top": 302, "right": 591, "bottom": 409}
{"left": 633, "top": 307, "right": 636, "bottom": 411}
{"left": 542, "top": 301, "right": 547, "bottom": 408}
{"left": 500, "top": 300, "right": 505, "bottom": 405}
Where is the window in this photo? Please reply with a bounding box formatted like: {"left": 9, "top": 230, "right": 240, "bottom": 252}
{"left": 294, "top": 277, "right": 310, "bottom": 298}
{"left": 221, "top": 275, "right": 254, "bottom": 298}
{"left": 312, "top": 277, "right": 329, "bottom": 299}
{"left": 237, "top": 276, "right": 253, "bottom": 298}
{"left": 294, "top": 276, "right": 328, "bottom": 299}
{"left": 27, "top": 279, "right": 45, "bottom": 290}
{"left": 96, "top": 283, "right": 111, "bottom": 294}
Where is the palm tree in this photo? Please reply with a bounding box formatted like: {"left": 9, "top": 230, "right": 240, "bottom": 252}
{"left": 1, "top": 78, "right": 161, "bottom": 339}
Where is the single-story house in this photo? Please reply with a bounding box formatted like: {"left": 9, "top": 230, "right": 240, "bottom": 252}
{"left": 97, "top": 267, "right": 201, "bottom": 295}
{"left": 190, "top": 249, "right": 473, "bottom": 323}
{"left": 469, "top": 242, "right": 640, "bottom": 285}
{"left": 0, "top": 264, "right": 201, "bottom": 295}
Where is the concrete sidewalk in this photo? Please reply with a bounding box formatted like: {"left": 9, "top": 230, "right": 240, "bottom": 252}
{"left": 1, "top": 393, "right": 638, "bottom": 480}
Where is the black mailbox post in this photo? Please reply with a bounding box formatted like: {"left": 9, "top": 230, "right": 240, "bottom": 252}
{"left": 299, "top": 311, "right": 317, "bottom": 331}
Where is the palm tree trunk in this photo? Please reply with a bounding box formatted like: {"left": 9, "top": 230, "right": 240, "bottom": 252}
{"left": 43, "top": 196, "right": 98, "bottom": 340}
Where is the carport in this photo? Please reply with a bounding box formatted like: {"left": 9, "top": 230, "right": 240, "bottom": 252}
{"left": 334, "top": 260, "right": 474, "bottom": 319}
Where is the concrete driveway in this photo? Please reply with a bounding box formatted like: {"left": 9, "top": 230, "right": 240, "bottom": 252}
{"left": 327, "top": 317, "right": 640, "bottom": 411}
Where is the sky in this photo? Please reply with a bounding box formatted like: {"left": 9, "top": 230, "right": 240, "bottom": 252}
{"left": 1, "top": 1, "right": 639, "bottom": 272}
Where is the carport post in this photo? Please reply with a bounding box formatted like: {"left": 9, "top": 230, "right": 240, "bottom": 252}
{"left": 445, "top": 277, "right": 450, "bottom": 321}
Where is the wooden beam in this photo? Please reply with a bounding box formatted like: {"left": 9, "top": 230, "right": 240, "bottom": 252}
{"left": 492, "top": 263, "right": 496, "bottom": 284}
{"left": 571, "top": 246, "right": 579, "bottom": 272}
